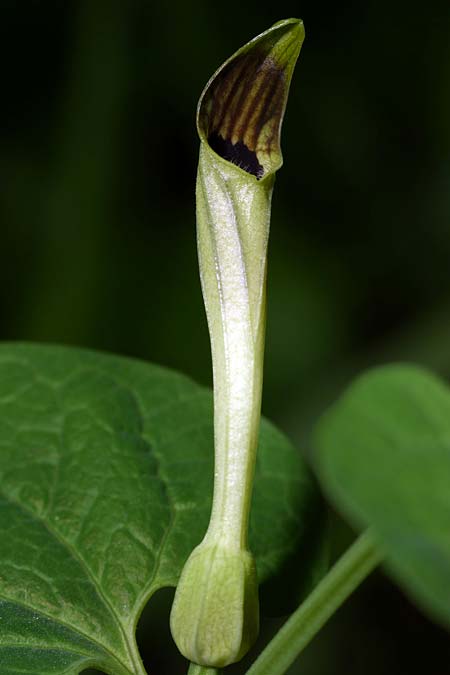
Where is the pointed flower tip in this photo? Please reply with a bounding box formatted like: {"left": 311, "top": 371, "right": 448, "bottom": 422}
{"left": 197, "top": 19, "right": 305, "bottom": 180}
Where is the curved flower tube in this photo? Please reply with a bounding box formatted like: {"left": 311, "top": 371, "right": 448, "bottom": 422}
{"left": 170, "top": 18, "right": 305, "bottom": 668}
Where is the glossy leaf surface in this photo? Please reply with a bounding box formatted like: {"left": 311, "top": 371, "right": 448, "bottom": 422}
{"left": 0, "top": 343, "right": 319, "bottom": 674}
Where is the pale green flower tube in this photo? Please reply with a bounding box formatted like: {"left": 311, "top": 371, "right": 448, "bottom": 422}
{"left": 170, "top": 18, "right": 304, "bottom": 668}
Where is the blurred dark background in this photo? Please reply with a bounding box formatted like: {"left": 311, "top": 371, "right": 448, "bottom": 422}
{"left": 1, "top": 0, "right": 449, "bottom": 673}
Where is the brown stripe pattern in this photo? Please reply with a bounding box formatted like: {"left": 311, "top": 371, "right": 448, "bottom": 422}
{"left": 199, "top": 48, "right": 286, "bottom": 179}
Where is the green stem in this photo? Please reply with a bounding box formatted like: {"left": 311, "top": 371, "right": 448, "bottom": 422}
{"left": 188, "top": 663, "right": 220, "bottom": 675}
{"left": 246, "top": 531, "right": 382, "bottom": 675}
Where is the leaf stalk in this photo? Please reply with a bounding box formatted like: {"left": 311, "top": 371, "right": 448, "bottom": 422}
{"left": 245, "top": 531, "right": 382, "bottom": 675}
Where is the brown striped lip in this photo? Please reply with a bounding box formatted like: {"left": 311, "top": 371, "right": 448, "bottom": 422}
{"left": 199, "top": 48, "right": 286, "bottom": 180}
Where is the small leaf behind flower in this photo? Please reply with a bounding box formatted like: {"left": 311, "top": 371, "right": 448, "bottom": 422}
{"left": 315, "top": 364, "right": 450, "bottom": 630}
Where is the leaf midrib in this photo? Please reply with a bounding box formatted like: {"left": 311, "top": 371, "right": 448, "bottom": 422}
{"left": 0, "top": 592, "right": 133, "bottom": 675}
{"left": 0, "top": 491, "right": 135, "bottom": 675}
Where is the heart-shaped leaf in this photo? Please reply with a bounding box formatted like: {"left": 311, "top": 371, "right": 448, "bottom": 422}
{"left": 0, "top": 343, "right": 320, "bottom": 674}
{"left": 315, "top": 364, "right": 450, "bottom": 629}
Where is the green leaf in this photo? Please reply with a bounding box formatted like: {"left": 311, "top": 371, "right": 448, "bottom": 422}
{"left": 0, "top": 343, "right": 320, "bottom": 674}
{"left": 315, "top": 363, "right": 450, "bottom": 629}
